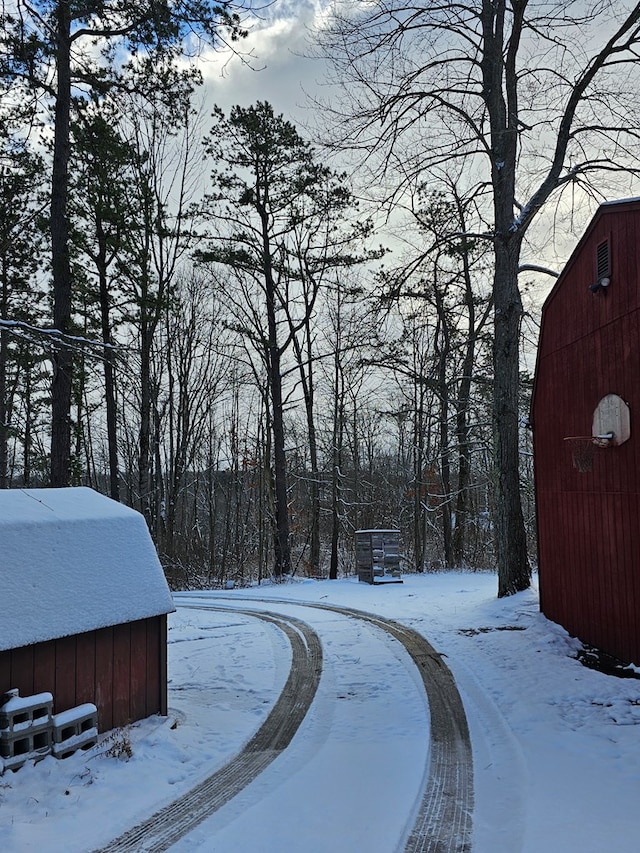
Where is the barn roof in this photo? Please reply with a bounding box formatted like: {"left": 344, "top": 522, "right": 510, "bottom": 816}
{"left": 542, "top": 197, "right": 640, "bottom": 310}
{"left": 600, "top": 195, "right": 640, "bottom": 208}
{"left": 0, "top": 487, "right": 174, "bottom": 652}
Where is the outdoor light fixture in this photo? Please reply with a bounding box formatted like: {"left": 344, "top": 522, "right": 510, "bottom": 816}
{"left": 589, "top": 276, "right": 611, "bottom": 294}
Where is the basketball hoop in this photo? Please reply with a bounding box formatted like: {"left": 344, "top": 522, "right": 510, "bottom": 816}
{"left": 564, "top": 436, "right": 596, "bottom": 473}
{"left": 561, "top": 394, "right": 629, "bottom": 473}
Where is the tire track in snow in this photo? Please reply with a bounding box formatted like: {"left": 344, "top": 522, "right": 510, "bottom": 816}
{"left": 93, "top": 609, "right": 322, "bottom": 853}
{"left": 181, "top": 594, "right": 474, "bottom": 853}
{"left": 96, "top": 595, "right": 473, "bottom": 852}
{"left": 303, "top": 602, "right": 473, "bottom": 853}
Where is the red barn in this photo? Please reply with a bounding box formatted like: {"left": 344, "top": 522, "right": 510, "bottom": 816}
{"left": 0, "top": 487, "right": 174, "bottom": 731}
{"left": 532, "top": 197, "right": 640, "bottom": 665}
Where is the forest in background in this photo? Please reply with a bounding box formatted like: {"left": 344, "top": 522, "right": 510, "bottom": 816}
{"left": 3, "top": 86, "right": 535, "bottom": 584}
{"left": 6, "top": 0, "right": 640, "bottom": 588}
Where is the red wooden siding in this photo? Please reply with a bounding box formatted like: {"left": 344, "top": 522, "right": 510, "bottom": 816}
{"left": 95, "top": 626, "right": 115, "bottom": 731}
{"left": 533, "top": 200, "right": 640, "bottom": 664}
{"left": 56, "top": 635, "right": 77, "bottom": 713}
{"left": 33, "top": 641, "right": 55, "bottom": 696}
{"left": 11, "top": 644, "right": 35, "bottom": 695}
{"left": 0, "top": 615, "right": 167, "bottom": 731}
{"left": 113, "top": 623, "right": 132, "bottom": 727}
{"left": 130, "top": 620, "right": 148, "bottom": 723}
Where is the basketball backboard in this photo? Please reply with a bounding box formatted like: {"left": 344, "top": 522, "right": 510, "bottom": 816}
{"left": 592, "top": 394, "right": 630, "bottom": 446}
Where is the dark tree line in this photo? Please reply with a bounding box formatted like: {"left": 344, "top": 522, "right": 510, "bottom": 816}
{"left": 10, "top": 1, "right": 637, "bottom": 588}
{"left": 0, "top": 85, "right": 512, "bottom": 581}
{"left": 313, "top": 0, "right": 640, "bottom": 594}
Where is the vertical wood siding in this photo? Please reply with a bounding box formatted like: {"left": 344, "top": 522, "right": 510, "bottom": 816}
{"left": 533, "top": 201, "right": 640, "bottom": 664}
{"left": 0, "top": 616, "right": 167, "bottom": 731}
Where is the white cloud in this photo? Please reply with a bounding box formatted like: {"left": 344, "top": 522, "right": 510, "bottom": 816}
{"left": 196, "top": 1, "right": 333, "bottom": 121}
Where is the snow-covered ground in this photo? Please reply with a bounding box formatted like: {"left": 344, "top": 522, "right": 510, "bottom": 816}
{"left": 2, "top": 572, "right": 639, "bottom": 852}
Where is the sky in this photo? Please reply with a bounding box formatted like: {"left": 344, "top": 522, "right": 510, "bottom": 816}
{"left": 193, "top": 0, "right": 640, "bottom": 302}
{"left": 2, "top": 572, "right": 639, "bottom": 852}
{"left": 197, "top": 0, "right": 334, "bottom": 120}
{"left": 190, "top": 0, "right": 592, "bottom": 313}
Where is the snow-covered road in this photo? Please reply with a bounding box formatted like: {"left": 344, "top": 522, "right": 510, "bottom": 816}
{"left": 166, "top": 597, "right": 472, "bottom": 853}
{"left": 96, "top": 607, "right": 324, "bottom": 852}
{"left": 170, "top": 600, "right": 434, "bottom": 852}
{"left": 2, "top": 573, "right": 640, "bottom": 852}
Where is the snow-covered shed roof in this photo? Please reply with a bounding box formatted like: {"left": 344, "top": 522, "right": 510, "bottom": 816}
{"left": 0, "top": 487, "right": 174, "bottom": 652}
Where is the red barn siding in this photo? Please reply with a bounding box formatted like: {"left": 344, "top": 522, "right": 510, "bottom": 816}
{"left": 33, "top": 641, "right": 55, "bottom": 695}
{"left": 533, "top": 199, "right": 640, "bottom": 665}
{"left": 146, "top": 617, "right": 160, "bottom": 715}
{"left": 11, "top": 645, "right": 34, "bottom": 695}
{"left": 130, "top": 620, "right": 148, "bottom": 723}
{"left": 56, "top": 635, "right": 77, "bottom": 712}
{"left": 0, "top": 616, "right": 167, "bottom": 731}
{"left": 0, "top": 655, "right": 9, "bottom": 696}
{"left": 95, "top": 626, "right": 115, "bottom": 731}
{"left": 76, "top": 631, "right": 96, "bottom": 707}
{"left": 113, "top": 623, "right": 132, "bottom": 726}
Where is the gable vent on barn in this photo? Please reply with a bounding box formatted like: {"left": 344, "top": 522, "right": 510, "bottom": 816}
{"left": 596, "top": 238, "right": 611, "bottom": 280}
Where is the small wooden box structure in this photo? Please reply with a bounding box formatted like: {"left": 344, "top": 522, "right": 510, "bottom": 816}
{"left": 356, "top": 529, "right": 402, "bottom": 584}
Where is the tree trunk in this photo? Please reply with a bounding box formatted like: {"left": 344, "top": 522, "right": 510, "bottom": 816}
{"left": 493, "top": 239, "right": 530, "bottom": 595}
{"left": 96, "top": 223, "right": 120, "bottom": 501}
{"left": 329, "top": 322, "right": 345, "bottom": 580}
{"left": 139, "top": 318, "right": 152, "bottom": 523}
{"left": 23, "top": 364, "right": 32, "bottom": 487}
{"left": 412, "top": 370, "right": 426, "bottom": 572}
{"left": 0, "top": 262, "right": 8, "bottom": 488}
{"left": 439, "top": 396, "right": 453, "bottom": 567}
{"left": 266, "top": 315, "right": 291, "bottom": 577}
{"left": 50, "top": 0, "right": 73, "bottom": 487}
{"left": 452, "top": 238, "right": 488, "bottom": 567}
{"left": 304, "top": 333, "right": 320, "bottom": 576}
{"left": 452, "top": 372, "right": 472, "bottom": 567}
{"left": 482, "top": 0, "right": 530, "bottom": 594}
{"left": 260, "top": 209, "right": 291, "bottom": 577}
{"left": 306, "top": 410, "right": 321, "bottom": 576}
{"left": 292, "top": 332, "right": 320, "bottom": 576}
{"left": 433, "top": 283, "right": 453, "bottom": 567}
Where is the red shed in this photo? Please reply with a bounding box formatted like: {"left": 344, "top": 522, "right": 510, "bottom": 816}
{"left": 532, "top": 197, "right": 640, "bottom": 665}
{"left": 0, "top": 487, "right": 174, "bottom": 731}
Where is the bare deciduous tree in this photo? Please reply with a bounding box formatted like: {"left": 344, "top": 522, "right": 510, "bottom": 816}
{"left": 199, "top": 101, "right": 377, "bottom": 577}
{"left": 1, "top": 0, "right": 250, "bottom": 486}
{"left": 315, "top": 0, "right": 640, "bottom": 594}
